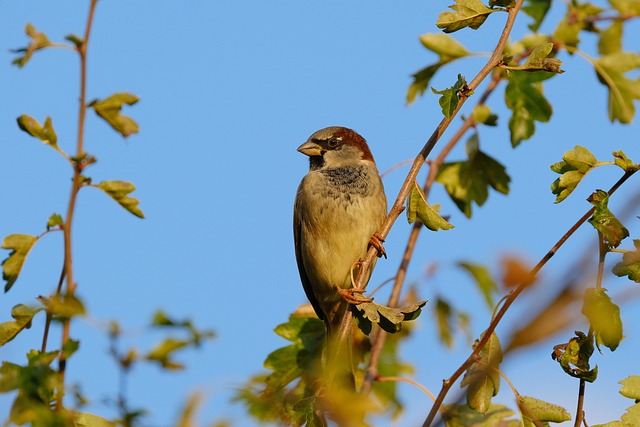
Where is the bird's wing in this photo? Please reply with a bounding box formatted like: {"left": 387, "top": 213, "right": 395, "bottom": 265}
{"left": 293, "top": 194, "right": 325, "bottom": 321}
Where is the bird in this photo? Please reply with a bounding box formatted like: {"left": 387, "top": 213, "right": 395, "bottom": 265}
{"left": 293, "top": 126, "right": 387, "bottom": 390}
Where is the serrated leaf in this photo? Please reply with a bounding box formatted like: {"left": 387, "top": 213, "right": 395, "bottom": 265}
{"left": 522, "top": 0, "right": 551, "bottom": 32}
{"left": 519, "top": 42, "right": 564, "bottom": 73}
{"left": 0, "top": 304, "right": 43, "bottom": 346}
{"left": 11, "top": 23, "right": 51, "bottom": 67}
{"left": 505, "top": 70, "right": 553, "bottom": 146}
{"left": 518, "top": 396, "right": 571, "bottom": 422}
{"left": 552, "top": 331, "right": 598, "bottom": 382}
{"left": 2, "top": 234, "right": 38, "bottom": 293}
{"left": 432, "top": 74, "right": 468, "bottom": 118}
{"left": 591, "top": 52, "right": 640, "bottom": 124}
{"left": 620, "top": 376, "right": 640, "bottom": 400}
{"left": 89, "top": 93, "right": 140, "bottom": 137}
{"left": 582, "top": 288, "right": 623, "bottom": 351}
{"left": 407, "top": 34, "right": 470, "bottom": 104}
{"left": 550, "top": 146, "right": 600, "bottom": 203}
{"left": 96, "top": 180, "right": 144, "bottom": 218}
{"left": 442, "top": 404, "right": 520, "bottom": 427}
{"left": 587, "top": 190, "right": 629, "bottom": 248}
{"left": 436, "top": 0, "right": 498, "bottom": 33}
{"left": 613, "top": 239, "right": 640, "bottom": 283}
{"left": 436, "top": 134, "right": 510, "bottom": 217}
{"left": 354, "top": 300, "right": 426, "bottom": 335}
{"left": 406, "top": 182, "right": 454, "bottom": 231}
{"left": 458, "top": 262, "right": 497, "bottom": 310}
{"left": 461, "top": 332, "right": 503, "bottom": 414}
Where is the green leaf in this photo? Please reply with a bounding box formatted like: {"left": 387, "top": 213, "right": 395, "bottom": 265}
{"left": 89, "top": 93, "right": 140, "bottom": 137}
{"left": 406, "top": 181, "right": 454, "bottom": 231}
{"left": 16, "top": 115, "right": 65, "bottom": 157}
{"left": 587, "top": 190, "right": 629, "bottom": 248}
{"left": 436, "top": 0, "right": 498, "bottom": 33}
{"left": 436, "top": 134, "right": 510, "bottom": 218}
{"left": 96, "top": 180, "right": 145, "bottom": 218}
{"left": 522, "top": 0, "right": 551, "bottom": 32}
{"left": 461, "top": 332, "right": 503, "bottom": 414}
{"left": 458, "top": 262, "right": 497, "bottom": 310}
{"left": 609, "top": 0, "right": 640, "bottom": 16}
{"left": 582, "top": 288, "right": 623, "bottom": 351}
{"left": 46, "top": 213, "right": 63, "bottom": 230}
{"left": 442, "top": 404, "right": 520, "bottom": 427}
{"left": 263, "top": 316, "right": 324, "bottom": 394}
{"left": 612, "top": 150, "right": 639, "bottom": 172}
{"left": 552, "top": 2, "right": 603, "bottom": 53}
{"left": 620, "top": 376, "right": 640, "bottom": 401}
{"left": 591, "top": 52, "right": 640, "bottom": 124}
{"left": 0, "top": 304, "right": 43, "bottom": 346}
{"left": 74, "top": 412, "right": 116, "bottom": 427}
{"left": 64, "top": 34, "right": 84, "bottom": 48}
{"left": 407, "top": 34, "right": 470, "bottom": 104}
{"left": 518, "top": 396, "right": 571, "bottom": 423}
{"left": 599, "top": 21, "right": 623, "bottom": 56}
{"left": 433, "top": 298, "right": 469, "bottom": 348}
{"left": 552, "top": 331, "right": 598, "bottom": 382}
{"left": 519, "top": 42, "right": 564, "bottom": 73}
{"left": 11, "top": 23, "right": 52, "bottom": 67}
{"left": 2, "top": 234, "right": 39, "bottom": 293}
{"left": 354, "top": 300, "right": 427, "bottom": 334}
{"left": 471, "top": 104, "right": 498, "bottom": 126}
{"left": 44, "top": 294, "right": 86, "bottom": 319}
{"left": 549, "top": 146, "right": 600, "bottom": 203}
{"left": 504, "top": 70, "right": 553, "bottom": 146}
{"left": 613, "top": 239, "right": 640, "bottom": 283}
{"left": 146, "top": 338, "right": 189, "bottom": 370}
{"left": 431, "top": 74, "right": 469, "bottom": 118}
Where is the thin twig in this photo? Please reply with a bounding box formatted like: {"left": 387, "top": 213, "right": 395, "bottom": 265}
{"left": 574, "top": 379, "right": 586, "bottom": 427}
{"left": 56, "top": 0, "right": 99, "bottom": 411}
{"left": 421, "top": 170, "right": 635, "bottom": 426}
{"left": 359, "top": 17, "right": 508, "bottom": 396}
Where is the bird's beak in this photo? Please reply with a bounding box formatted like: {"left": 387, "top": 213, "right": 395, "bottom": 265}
{"left": 297, "top": 141, "right": 323, "bottom": 157}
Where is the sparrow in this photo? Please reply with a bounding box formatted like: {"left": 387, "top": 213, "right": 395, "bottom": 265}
{"left": 293, "top": 126, "right": 387, "bottom": 389}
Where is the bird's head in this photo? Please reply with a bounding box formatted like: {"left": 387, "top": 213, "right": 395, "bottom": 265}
{"left": 297, "top": 126, "right": 375, "bottom": 170}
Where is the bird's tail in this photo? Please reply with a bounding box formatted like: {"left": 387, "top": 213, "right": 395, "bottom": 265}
{"left": 323, "top": 301, "right": 356, "bottom": 391}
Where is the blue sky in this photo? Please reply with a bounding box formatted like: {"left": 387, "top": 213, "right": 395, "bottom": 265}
{"left": 1, "top": 1, "right": 639, "bottom": 425}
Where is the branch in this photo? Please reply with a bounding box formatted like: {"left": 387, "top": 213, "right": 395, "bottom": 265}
{"left": 421, "top": 169, "right": 636, "bottom": 426}
{"left": 359, "top": 9, "right": 511, "bottom": 395}
{"left": 56, "top": 0, "right": 99, "bottom": 411}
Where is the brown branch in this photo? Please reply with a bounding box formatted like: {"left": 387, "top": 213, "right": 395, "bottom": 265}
{"left": 574, "top": 379, "right": 586, "bottom": 427}
{"left": 359, "top": 28, "right": 507, "bottom": 396}
{"left": 421, "top": 169, "right": 635, "bottom": 426}
{"left": 56, "top": 0, "right": 99, "bottom": 411}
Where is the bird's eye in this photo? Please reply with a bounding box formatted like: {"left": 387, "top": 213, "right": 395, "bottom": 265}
{"left": 327, "top": 138, "right": 340, "bottom": 148}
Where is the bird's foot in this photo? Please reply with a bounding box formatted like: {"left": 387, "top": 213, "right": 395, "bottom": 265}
{"left": 338, "top": 287, "right": 373, "bottom": 305}
{"left": 368, "top": 232, "right": 387, "bottom": 259}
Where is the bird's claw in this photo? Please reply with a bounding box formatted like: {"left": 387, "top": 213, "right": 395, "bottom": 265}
{"left": 368, "top": 232, "right": 387, "bottom": 259}
{"left": 338, "top": 287, "right": 373, "bottom": 305}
